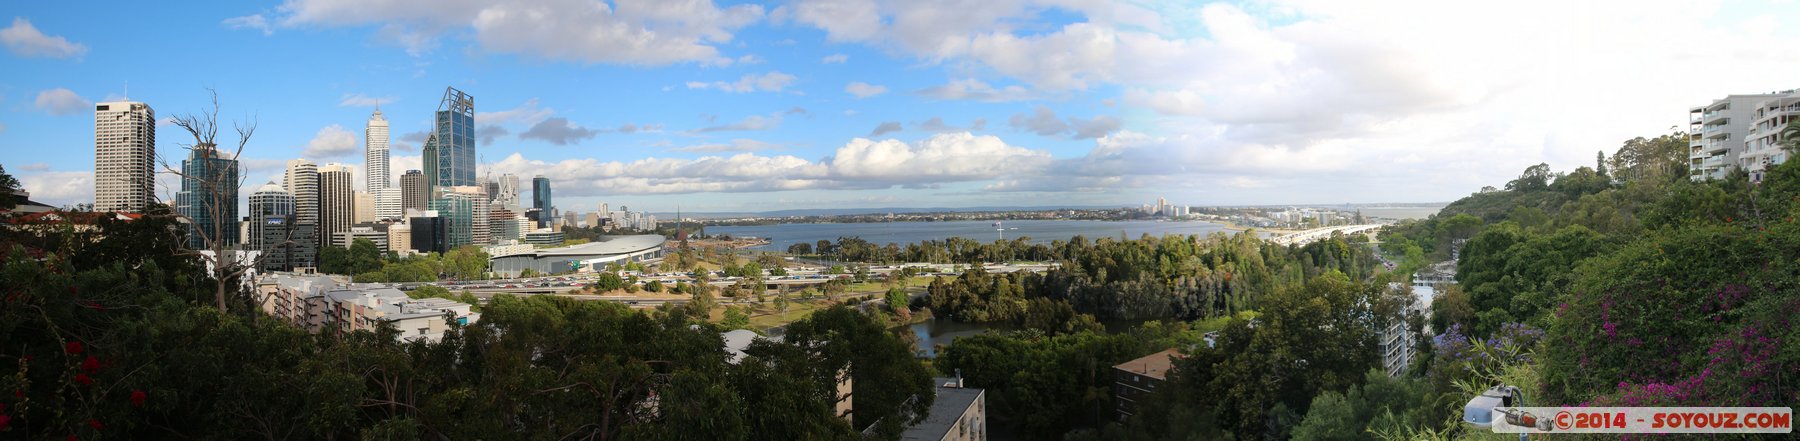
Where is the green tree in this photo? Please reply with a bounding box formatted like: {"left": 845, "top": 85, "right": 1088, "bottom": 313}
{"left": 442, "top": 246, "right": 490, "bottom": 280}
{"left": 721, "top": 306, "right": 750, "bottom": 330}
{"left": 884, "top": 287, "right": 910, "bottom": 312}
{"left": 593, "top": 272, "right": 628, "bottom": 292}
{"left": 782, "top": 306, "right": 934, "bottom": 437}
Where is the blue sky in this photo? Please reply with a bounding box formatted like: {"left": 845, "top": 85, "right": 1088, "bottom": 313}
{"left": 5, "top": 0, "right": 1800, "bottom": 214}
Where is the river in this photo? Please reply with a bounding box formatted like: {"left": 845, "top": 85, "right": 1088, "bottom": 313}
{"left": 709, "top": 219, "right": 1237, "bottom": 252}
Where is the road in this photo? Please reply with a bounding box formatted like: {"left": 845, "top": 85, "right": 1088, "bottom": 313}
{"left": 1268, "top": 224, "right": 1384, "bottom": 246}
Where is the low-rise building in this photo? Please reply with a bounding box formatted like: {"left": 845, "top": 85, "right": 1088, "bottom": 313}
{"left": 255, "top": 275, "right": 478, "bottom": 343}
{"left": 900, "top": 376, "right": 986, "bottom": 441}
{"left": 1113, "top": 348, "right": 1182, "bottom": 422}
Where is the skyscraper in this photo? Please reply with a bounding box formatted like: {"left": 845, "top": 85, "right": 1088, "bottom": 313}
{"left": 283, "top": 159, "right": 319, "bottom": 226}
{"left": 247, "top": 182, "right": 295, "bottom": 251}
{"left": 93, "top": 101, "right": 156, "bottom": 212}
{"left": 175, "top": 145, "right": 240, "bottom": 249}
{"left": 318, "top": 164, "right": 354, "bottom": 248}
{"left": 428, "top": 188, "right": 481, "bottom": 250}
{"left": 423, "top": 87, "right": 476, "bottom": 189}
{"left": 365, "top": 105, "right": 390, "bottom": 191}
{"left": 374, "top": 187, "right": 403, "bottom": 220}
{"left": 497, "top": 173, "right": 522, "bottom": 211}
{"left": 400, "top": 170, "right": 428, "bottom": 214}
{"left": 532, "top": 175, "right": 552, "bottom": 228}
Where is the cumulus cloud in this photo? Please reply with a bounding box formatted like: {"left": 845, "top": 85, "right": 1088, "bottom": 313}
{"left": 34, "top": 88, "right": 90, "bottom": 116}
{"left": 844, "top": 81, "right": 887, "bottom": 98}
{"left": 1, "top": 18, "right": 87, "bottom": 59}
{"left": 274, "top": 0, "right": 763, "bottom": 64}
{"left": 520, "top": 117, "right": 599, "bottom": 145}
{"left": 338, "top": 93, "right": 394, "bottom": 107}
{"left": 300, "top": 124, "right": 358, "bottom": 157}
{"left": 916, "top": 78, "right": 1033, "bottom": 102}
{"left": 687, "top": 71, "right": 797, "bottom": 93}
{"left": 821, "top": 53, "right": 848, "bottom": 64}
{"left": 486, "top": 132, "right": 1050, "bottom": 195}
{"left": 868, "top": 121, "right": 903, "bottom": 136}
{"left": 222, "top": 14, "right": 274, "bottom": 35}
{"left": 15, "top": 170, "right": 92, "bottom": 207}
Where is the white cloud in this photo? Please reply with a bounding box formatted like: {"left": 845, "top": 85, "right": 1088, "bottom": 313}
{"left": 300, "top": 124, "right": 358, "bottom": 157}
{"left": 821, "top": 53, "right": 848, "bottom": 64}
{"left": 475, "top": 97, "right": 554, "bottom": 126}
{"left": 692, "top": 111, "right": 788, "bottom": 133}
{"left": 34, "top": 88, "right": 90, "bottom": 116}
{"left": 222, "top": 14, "right": 274, "bottom": 35}
{"left": 486, "top": 132, "right": 1050, "bottom": 195}
{"left": 669, "top": 139, "right": 781, "bottom": 153}
{"left": 1, "top": 18, "right": 87, "bottom": 59}
{"left": 338, "top": 93, "right": 395, "bottom": 107}
{"left": 15, "top": 170, "right": 92, "bottom": 207}
{"left": 844, "top": 81, "right": 888, "bottom": 98}
{"left": 915, "top": 78, "right": 1033, "bottom": 102}
{"left": 275, "top": 0, "right": 764, "bottom": 64}
{"left": 687, "top": 71, "right": 797, "bottom": 93}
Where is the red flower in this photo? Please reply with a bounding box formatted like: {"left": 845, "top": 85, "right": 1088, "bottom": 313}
{"left": 81, "top": 356, "right": 101, "bottom": 373}
{"left": 64, "top": 341, "right": 83, "bottom": 354}
{"left": 73, "top": 373, "right": 92, "bottom": 386}
{"left": 130, "top": 390, "right": 147, "bottom": 407}
{"left": 87, "top": 419, "right": 102, "bottom": 430}
{"left": 0, "top": 413, "right": 10, "bottom": 430}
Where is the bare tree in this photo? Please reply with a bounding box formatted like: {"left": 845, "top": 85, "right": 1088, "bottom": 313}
{"left": 157, "top": 88, "right": 261, "bottom": 313}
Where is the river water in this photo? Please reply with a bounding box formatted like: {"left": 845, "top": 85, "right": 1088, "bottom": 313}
{"left": 710, "top": 219, "right": 1236, "bottom": 252}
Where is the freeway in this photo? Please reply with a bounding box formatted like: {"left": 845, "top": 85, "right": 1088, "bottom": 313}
{"left": 1268, "top": 224, "right": 1385, "bottom": 246}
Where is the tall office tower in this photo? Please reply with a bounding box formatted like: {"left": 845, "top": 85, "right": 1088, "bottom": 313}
{"left": 497, "top": 173, "right": 522, "bottom": 210}
{"left": 428, "top": 188, "right": 480, "bottom": 249}
{"left": 247, "top": 182, "right": 295, "bottom": 251}
{"left": 365, "top": 105, "right": 390, "bottom": 191}
{"left": 283, "top": 159, "right": 319, "bottom": 226}
{"left": 260, "top": 215, "right": 317, "bottom": 272}
{"left": 317, "top": 164, "right": 354, "bottom": 248}
{"left": 374, "top": 187, "right": 403, "bottom": 220}
{"left": 532, "top": 175, "right": 552, "bottom": 228}
{"left": 175, "top": 145, "right": 240, "bottom": 249}
{"left": 400, "top": 170, "right": 428, "bottom": 214}
{"left": 353, "top": 191, "right": 375, "bottom": 224}
{"left": 422, "top": 87, "right": 476, "bottom": 188}
{"left": 597, "top": 202, "right": 609, "bottom": 218}
{"left": 93, "top": 101, "right": 157, "bottom": 212}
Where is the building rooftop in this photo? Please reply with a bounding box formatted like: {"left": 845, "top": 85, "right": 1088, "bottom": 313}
{"left": 1113, "top": 348, "right": 1183, "bottom": 381}
{"left": 900, "top": 379, "right": 985, "bottom": 441}
{"left": 493, "top": 234, "right": 666, "bottom": 258}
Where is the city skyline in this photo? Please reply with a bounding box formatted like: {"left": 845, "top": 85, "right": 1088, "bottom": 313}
{"left": 7, "top": 1, "right": 1800, "bottom": 213}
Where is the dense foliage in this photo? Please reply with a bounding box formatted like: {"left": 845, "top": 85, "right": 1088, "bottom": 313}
{"left": 0, "top": 205, "right": 931, "bottom": 439}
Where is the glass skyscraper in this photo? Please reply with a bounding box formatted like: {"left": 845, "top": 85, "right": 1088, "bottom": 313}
{"left": 532, "top": 175, "right": 552, "bottom": 228}
{"left": 423, "top": 87, "right": 476, "bottom": 189}
{"left": 176, "top": 145, "right": 240, "bottom": 249}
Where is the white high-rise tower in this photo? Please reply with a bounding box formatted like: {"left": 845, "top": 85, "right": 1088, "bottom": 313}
{"left": 365, "top": 105, "right": 390, "bottom": 191}
{"left": 94, "top": 101, "right": 157, "bottom": 212}
{"left": 283, "top": 159, "right": 319, "bottom": 226}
